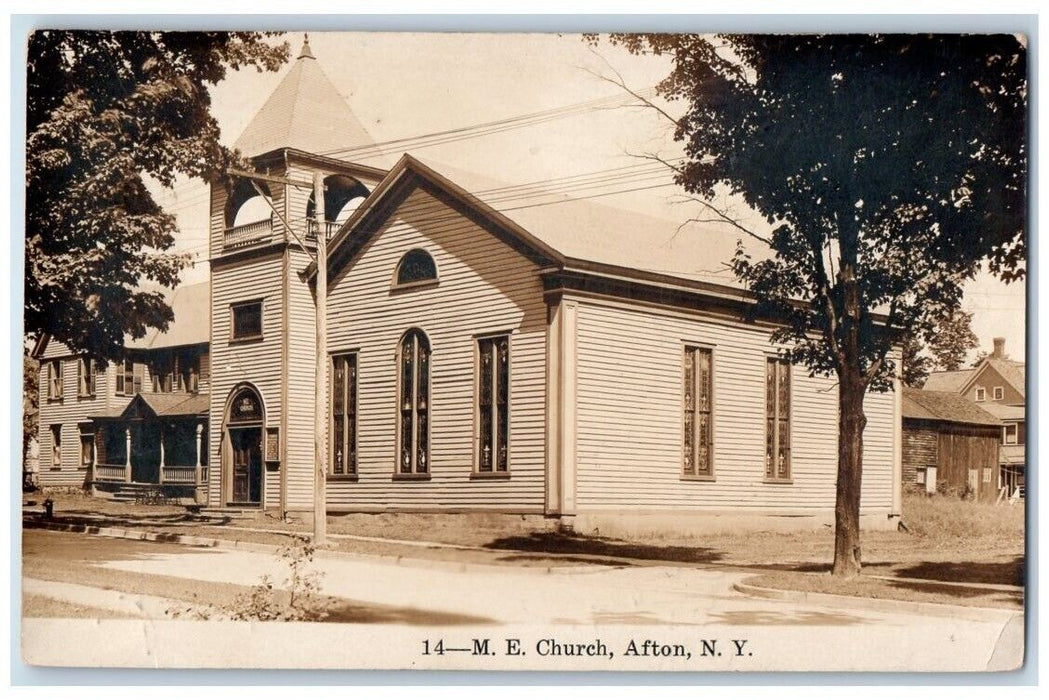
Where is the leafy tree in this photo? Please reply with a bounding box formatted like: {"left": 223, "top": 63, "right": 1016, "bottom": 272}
{"left": 25, "top": 31, "right": 288, "bottom": 362}
{"left": 601, "top": 34, "right": 1026, "bottom": 576}
{"left": 928, "top": 310, "right": 980, "bottom": 371}
{"left": 23, "top": 350, "right": 39, "bottom": 486}
{"left": 900, "top": 337, "right": 932, "bottom": 388}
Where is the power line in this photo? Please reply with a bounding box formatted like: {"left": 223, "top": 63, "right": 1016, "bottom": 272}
{"left": 318, "top": 88, "right": 660, "bottom": 160}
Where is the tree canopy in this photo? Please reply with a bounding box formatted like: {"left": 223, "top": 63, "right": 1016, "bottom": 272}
{"left": 25, "top": 31, "right": 288, "bottom": 362}
{"left": 601, "top": 33, "right": 1026, "bottom": 575}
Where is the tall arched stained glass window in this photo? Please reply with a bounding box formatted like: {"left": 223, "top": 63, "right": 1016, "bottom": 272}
{"left": 397, "top": 329, "right": 431, "bottom": 475}
{"left": 395, "top": 249, "right": 438, "bottom": 286}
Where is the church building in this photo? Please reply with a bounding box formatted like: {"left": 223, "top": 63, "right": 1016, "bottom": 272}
{"left": 34, "top": 38, "right": 903, "bottom": 535}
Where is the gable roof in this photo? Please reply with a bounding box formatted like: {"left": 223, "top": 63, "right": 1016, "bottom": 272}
{"left": 314, "top": 153, "right": 757, "bottom": 305}
{"left": 922, "top": 369, "right": 974, "bottom": 393}
{"left": 125, "top": 281, "right": 210, "bottom": 350}
{"left": 902, "top": 388, "right": 1001, "bottom": 426}
{"left": 960, "top": 357, "right": 1026, "bottom": 399}
{"left": 113, "top": 393, "right": 210, "bottom": 420}
{"left": 234, "top": 37, "right": 376, "bottom": 159}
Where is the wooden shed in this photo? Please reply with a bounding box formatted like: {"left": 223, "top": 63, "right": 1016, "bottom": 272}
{"left": 902, "top": 388, "right": 1001, "bottom": 501}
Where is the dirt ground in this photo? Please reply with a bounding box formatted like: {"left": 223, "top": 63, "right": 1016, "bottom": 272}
{"left": 24, "top": 489, "right": 1025, "bottom": 608}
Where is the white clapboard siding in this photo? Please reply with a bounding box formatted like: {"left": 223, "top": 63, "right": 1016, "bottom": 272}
{"left": 324, "top": 186, "right": 547, "bottom": 511}
{"left": 284, "top": 245, "right": 318, "bottom": 510}
{"left": 573, "top": 298, "right": 896, "bottom": 514}
{"left": 207, "top": 252, "right": 285, "bottom": 507}
{"left": 36, "top": 341, "right": 122, "bottom": 487}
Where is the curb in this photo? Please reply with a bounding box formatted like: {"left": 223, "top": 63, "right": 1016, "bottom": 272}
{"left": 22, "top": 518, "right": 606, "bottom": 576}
{"left": 732, "top": 581, "right": 1022, "bottom": 622}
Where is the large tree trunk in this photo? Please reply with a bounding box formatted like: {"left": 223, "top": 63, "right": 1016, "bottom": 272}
{"left": 832, "top": 365, "right": 867, "bottom": 577}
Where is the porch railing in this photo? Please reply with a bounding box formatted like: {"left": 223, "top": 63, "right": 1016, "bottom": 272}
{"left": 95, "top": 463, "right": 127, "bottom": 482}
{"left": 223, "top": 216, "right": 273, "bottom": 250}
{"left": 160, "top": 466, "right": 200, "bottom": 484}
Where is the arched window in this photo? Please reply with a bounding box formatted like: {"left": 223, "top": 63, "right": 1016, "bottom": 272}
{"left": 395, "top": 249, "right": 438, "bottom": 286}
{"left": 397, "top": 329, "right": 430, "bottom": 475}
{"left": 225, "top": 179, "right": 273, "bottom": 228}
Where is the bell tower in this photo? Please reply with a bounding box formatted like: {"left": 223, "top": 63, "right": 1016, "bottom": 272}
{"left": 206, "top": 35, "right": 385, "bottom": 515}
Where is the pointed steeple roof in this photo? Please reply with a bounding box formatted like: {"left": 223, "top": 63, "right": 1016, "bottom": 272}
{"left": 234, "top": 35, "right": 374, "bottom": 157}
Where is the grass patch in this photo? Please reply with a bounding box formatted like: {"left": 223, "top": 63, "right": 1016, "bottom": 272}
{"left": 901, "top": 491, "right": 1025, "bottom": 541}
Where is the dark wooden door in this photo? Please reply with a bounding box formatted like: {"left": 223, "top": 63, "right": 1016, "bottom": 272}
{"left": 231, "top": 428, "right": 262, "bottom": 504}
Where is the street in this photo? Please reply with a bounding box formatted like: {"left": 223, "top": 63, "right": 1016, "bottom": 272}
{"left": 20, "top": 529, "right": 1023, "bottom": 672}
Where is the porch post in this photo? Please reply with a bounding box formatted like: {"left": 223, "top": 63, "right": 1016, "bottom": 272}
{"left": 158, "top": 424, "right": 165, "bottom": 484}
{"left": 124, "top": 427, "right": 132, "bottom": 483}
{"left": 195, "top": 423, "right": 203, "bottom": 481}
{"left": 194, "top": 422, "right": 205, "bottom": 506}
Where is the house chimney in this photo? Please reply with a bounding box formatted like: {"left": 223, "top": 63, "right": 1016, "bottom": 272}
{"left": 992, "top": 337, "right": 1006, "bottom": 359}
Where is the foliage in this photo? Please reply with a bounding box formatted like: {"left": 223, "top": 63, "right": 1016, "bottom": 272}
{"left": 229, "top": 536, "right": 328, "bottom": 622}
{"left": 900, "top": 336, "right": 932, "bottom": 388}
{"left": 928, "top": 310, "right": 980, "bottom": 372}
{"left": 600, "top": 34, "right": 1026, "bottom": 575}
{"left": 25, "top": 31, "right": 288, "bottom": 363}
{"left": 23, "top": 350, "right": 39, "bottom": 469}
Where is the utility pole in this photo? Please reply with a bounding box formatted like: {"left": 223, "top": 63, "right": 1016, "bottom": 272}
{"left": 313, "top": 170, "right": 327, "bottom": 546}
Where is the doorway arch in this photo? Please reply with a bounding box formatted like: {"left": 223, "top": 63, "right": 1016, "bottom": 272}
{"left": 222, "top": 384, "right": 266, "bottom": 506}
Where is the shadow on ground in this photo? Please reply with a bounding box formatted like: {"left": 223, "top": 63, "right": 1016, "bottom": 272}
{"left": 27, "top": 511, "right": 233, "bottom": 530}
{"left": 887, "top": 580, "right": 1024, "bottom": 605}
{"left": 485, "top": 531, "right": 724, "bottom": 564}
{"left": 709, "top": 609, "right": 865, "bottom": 626}
{"left": 323, "top": 600, "right": 494, "bottom": 626}
{"left": 893, "top": 558, "right": 1025, "bottom": 587}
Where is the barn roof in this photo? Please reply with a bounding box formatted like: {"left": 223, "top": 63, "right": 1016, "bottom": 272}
{"left": 125, "top": 281, "right": 210, "bottom": 350}
{"left": 902, "top": 388, "right": 1001, "bottom": 426}
{"left": 234, "top": 36, "right": 376, "bottom": 159}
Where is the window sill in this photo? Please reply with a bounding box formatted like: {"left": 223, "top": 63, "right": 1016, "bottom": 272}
{"left": 47, "top": 397, "right": 64, "bottom": 403}
{"left": 77, "top": 393, "right": 96, "bottom": 400}
{"left": 764, "top": 477, "right": 794, "bottom": 485}
{"left": 328, "top": 473, "right": 359, "bottom": 482}
{"left": 470, "top": 471, "right": 511, "bottom": 480}
{"left": 680, "top": 474, "right": 715, "bottom": 482}
{"left": 392, "top": 472, "right": 431, "bottom": 481}
{"left": 229, "top": 335, "right": 264, "bottom": 345}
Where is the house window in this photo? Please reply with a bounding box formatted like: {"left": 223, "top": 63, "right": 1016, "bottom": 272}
{"left": 1004, "top": 423, "right": 1018, "bottom": 445}
{"left": 765, "top": 357, "right": 792, "bottom": 481}
{"left": 231, "top": 301, "right": 263, "bottom": 340}
{"left": 50, "top": 425, "right": 61, "bottom": 467}
{"left": 115, "top": 360, "right": 143, "bottom": 396}
{"left": 397, "top": 329, "right": 430, "bottom": 476}
{"left": 477, "top": 336, "right": 510, "bottom": 473}
{"left": 77, "top": 358, "right": 96, "bottom": 397}
{"left": 916, "top": 467, "right": 927, "bottom": 485}
{"left": 993, "top": 386, "right": 1004, "bottom": 401}
{"left": 330, "top": 353, "right": 358, "bottom": 476}
{"left": 683, "top": 346, "right": 714, "bottom": 478}
{"left": 47, "top": 360, "right": 63, "bottom": 400}
{"left": 395, "top": 249, "right": 438, "bottom": 286}
{"left": 975, "top": 387, "right": 986, "bottom": 402}
{"left": 80, "top": 429, "right": 94, "bottom": 467}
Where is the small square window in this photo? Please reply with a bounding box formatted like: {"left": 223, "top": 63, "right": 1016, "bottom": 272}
{"left": 975, "top": 387, "right": 986, "bottom": 402}
{"left": 993, "top": 386, "right": 1004, "bottom": 401}
{"left": 231, "top": 301, "right": 263, "bottom": 341}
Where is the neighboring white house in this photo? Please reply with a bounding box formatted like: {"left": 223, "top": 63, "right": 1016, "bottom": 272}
{"left": 34, "top": 38, "right": 903, "bottom": 535}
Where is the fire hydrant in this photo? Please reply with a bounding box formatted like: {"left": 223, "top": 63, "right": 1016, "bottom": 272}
{"left": 43, "top": 498, "right": 54, "bottom": 519}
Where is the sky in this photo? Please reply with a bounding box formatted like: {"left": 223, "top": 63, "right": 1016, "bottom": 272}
{"left": 155, "top": 31, "right": 1026, "bottom": 363}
